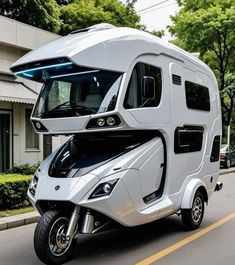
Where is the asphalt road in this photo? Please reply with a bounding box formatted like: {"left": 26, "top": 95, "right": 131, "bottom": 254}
{"left": 1, "top": 172, "right": 235, "bottom": 265}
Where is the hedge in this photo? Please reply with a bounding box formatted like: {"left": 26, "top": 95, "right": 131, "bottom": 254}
{"left": 0, "top": 174, "right": 32, "bottom": 210}
{"left": 6, "top": 163, "right": 39, "bottom": 175}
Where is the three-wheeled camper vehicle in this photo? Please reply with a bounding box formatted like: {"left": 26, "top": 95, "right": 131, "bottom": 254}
{"left": 11, "top": 23, "right": 222, "bottom": 265}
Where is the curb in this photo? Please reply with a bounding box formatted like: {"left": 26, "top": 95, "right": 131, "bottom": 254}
{"left": 219, "top": 169, "right": 235, "bottom": 176}
{"left": 0, "top": 169, "right": 235, "bottom": 232}
{"left": 0, "top": 211, "right": 40, "bottom": 231}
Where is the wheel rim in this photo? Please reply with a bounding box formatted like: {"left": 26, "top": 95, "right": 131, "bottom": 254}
{"left": 49, "top": 217, "right": 71, "bottom": 257}
{"left": 192, "top": 197, "right": 203, "bottom": 223}
{"left": 227, "top": 159, "right": 231, "bottom": 167}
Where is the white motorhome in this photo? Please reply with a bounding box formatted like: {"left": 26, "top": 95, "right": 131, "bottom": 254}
{"left": 11, "top": 24, "right": 222, "bottom": 265}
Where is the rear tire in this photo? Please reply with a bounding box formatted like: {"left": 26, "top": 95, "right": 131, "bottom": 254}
{"left": 181, "top": 191, "right": 204, "bottom": 230}
{"left": 225, "top": 158, "right": 231, "bottom": 168}
{"left": 34, "top": 210, "right": 77, "bottom": 265}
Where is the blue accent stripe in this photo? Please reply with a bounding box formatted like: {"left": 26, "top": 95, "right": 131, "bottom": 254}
{"left": 15, "top": 62, "right": 73, "bottom": 75}
{"left": 23, "top": 73, "right": 33, "bottom": 78}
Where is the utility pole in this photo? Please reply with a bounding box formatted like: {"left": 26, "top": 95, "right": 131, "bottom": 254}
{"left": 227, "top": 124, "right": 231, "bottom": 145}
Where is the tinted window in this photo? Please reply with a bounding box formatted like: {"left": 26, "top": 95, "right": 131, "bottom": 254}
{"left": 174, "top": 126, "right": 204, "bottom": 153}
{"left": 185, "top": 81, "right": 210, "bottom": 111}
{"left": 124, "top": 63, "right": 162, "bottom": 109}
{"left": 210, "top": 136, "right": 220, "bottom": 162}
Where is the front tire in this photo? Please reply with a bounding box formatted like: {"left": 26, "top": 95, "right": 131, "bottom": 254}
{"left": 181, "top": 191, "right": 205, "bottom": 230}
{"left": 34, "top": 210, "right": 77, "bottom": 265}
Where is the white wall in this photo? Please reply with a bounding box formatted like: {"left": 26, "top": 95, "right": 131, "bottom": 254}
{"left": 0, "top": 15, "right": 59, "bottom": 50}
{"left": 13, "top": 103, "right": 43, "bottom": 166}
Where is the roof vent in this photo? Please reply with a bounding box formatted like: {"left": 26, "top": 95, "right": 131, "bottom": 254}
{"left": 70, "top": 23, "right": 116, "bottom": 35}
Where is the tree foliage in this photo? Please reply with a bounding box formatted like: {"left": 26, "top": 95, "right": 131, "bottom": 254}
{"left": 0, "top": 0, "right": 61, "bottom": 33}
{"left": 150, "top": 30, "right": 165, "bottom": 38}
{"left": 0, "top": 0, "right": 143, "bottom": 36}
{"left": 59, "top": 0, "right": 142, "bottom": 35}
{"left": 169, "top": 0, "right": 235, "bottom": 126}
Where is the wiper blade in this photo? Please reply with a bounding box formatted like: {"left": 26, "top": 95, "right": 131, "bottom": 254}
{"left": 41, "top": 102, "right": 97, "bottom": 118}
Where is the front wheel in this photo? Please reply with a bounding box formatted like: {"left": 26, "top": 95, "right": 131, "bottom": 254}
{"left": 34, "top": 210, "right": 77, "bottom": 265}
{"left": 181, "top": 191, "right": 205, "bottom": 230}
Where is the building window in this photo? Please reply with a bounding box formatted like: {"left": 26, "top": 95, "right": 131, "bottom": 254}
{"left": 124, "top": 62, "right": 162, "bottom": 109}
{"left": 25, "top": 109, "right": 39, "bottom": 150}
{"left": 185, "top": 81, "right": 210, "bottom": 111}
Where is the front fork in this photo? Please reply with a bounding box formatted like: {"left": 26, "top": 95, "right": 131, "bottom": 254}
{"left": 66, "top": 206, "right": 96, "bottom": 240}
{"left": 66, "top": 206, "right": 80, "bottom": 241}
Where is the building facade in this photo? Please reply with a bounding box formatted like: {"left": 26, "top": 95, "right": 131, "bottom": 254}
{"left": 0, "top": 15, "right": 66, "bottom": 173}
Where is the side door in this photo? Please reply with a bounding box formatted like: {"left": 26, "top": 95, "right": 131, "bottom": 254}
{"left": 121, "top": 56, "right": 168, "bottom": 203}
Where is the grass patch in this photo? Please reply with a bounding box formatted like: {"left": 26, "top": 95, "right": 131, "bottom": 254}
{"left": 0, "top": 206, "right": 35, "bottom": 218}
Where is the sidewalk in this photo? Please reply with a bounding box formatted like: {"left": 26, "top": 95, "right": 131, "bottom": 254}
{"left": 0, "top": 168, "right": 235, "bottom": 232}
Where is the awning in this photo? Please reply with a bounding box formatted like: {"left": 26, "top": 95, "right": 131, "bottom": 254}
{"left": 0, "top": 80, "right": 37, "bottom": 104}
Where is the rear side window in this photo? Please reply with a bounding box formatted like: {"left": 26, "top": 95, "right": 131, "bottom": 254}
{"left": 124, "top": 62, "right": 162, "bottom": 109}
{"left": 185, "top": 81, "right": 210, "bottom": 111}
{"left": 210, "top": 136, "right": 221, "bottom": 162}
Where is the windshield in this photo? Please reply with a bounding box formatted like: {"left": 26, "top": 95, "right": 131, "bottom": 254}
{"left": 32, "top": 69, "right": 122, "bottom": 118}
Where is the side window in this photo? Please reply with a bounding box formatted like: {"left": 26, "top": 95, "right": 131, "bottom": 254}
{"left": 185, "top": 81, "right": 210, "bottom": 111}
{"left": 124, "top": 62, "right": 162, "bottom": 109}
{"left": 210, "top": 136, "right": 220, "bottom": 162}
{"left": 174, "top": 126, "right": 204, "bottom": 153}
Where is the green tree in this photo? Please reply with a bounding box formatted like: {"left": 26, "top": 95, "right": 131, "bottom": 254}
{"left": 169, "top": 0, "right": 235, "bottom": 127}
{"left": 150, "top": 30, "right": 165, "bottom": 38}
{"left": 59, "top": 0, "right": 142, "bottom": 35}
{"left": 0, "top": 0, "right": 61, "bottom": 33}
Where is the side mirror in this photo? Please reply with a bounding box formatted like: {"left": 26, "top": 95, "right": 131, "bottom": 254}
{"left": 142, "top": 76, "right": 155, "bottom": 99}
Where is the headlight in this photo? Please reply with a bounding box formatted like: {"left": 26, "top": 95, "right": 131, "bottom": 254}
{"left": 29, "top": 175, "right": 38, "bottom": 197}
{"left": 86, "top": 114, "right": 121, "bottom": 129}
{"left": 89, "top": 179, "right": 119, "bottom": 199}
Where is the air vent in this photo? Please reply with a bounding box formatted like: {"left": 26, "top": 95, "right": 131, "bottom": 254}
{"left": 71, "top": 23, "right": 115, "bottom": 35}
{"left": 172, "top": 74, "right": 182, "bottom": 85}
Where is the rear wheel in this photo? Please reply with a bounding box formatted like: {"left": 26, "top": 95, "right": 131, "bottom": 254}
{"left": 181, "top": 191, "right": 204, "bottom": 230}
{"left": 226, "top": 158, "right": 231, "bottom": 168}
{"left": 34, "top": 210, "right": 77, "bottom": 265}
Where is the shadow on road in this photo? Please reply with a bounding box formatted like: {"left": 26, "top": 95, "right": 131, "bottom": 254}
{"left": 71, "top": 215, "right": 185, "bottom": 264}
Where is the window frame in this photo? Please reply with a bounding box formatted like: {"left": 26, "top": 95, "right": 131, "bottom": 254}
{"left": 174, "top": 125, "right": 204, "bottom": 154}
{"left": 25, "top": 108, "right": 40, "bottom": 151}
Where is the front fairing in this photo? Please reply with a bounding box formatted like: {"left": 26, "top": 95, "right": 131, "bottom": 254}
{"left": 29, "top": 134, "right": 161, "bottom": 206}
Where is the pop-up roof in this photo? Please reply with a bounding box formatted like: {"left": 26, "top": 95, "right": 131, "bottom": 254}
{"left": 10, "top": 23, "right": 175, "bottom": 82}
{"left": 11, "top": 23, "right": 211, "bottom": 83}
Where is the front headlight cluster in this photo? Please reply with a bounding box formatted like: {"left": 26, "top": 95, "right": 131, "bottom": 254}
{"left": 89, "top": 179, "right": 119, "bottom": 199}
{"left": 29, "top": 175, "right": 39, "bottom": 197}
{"left": 86, "top": 115, "right": 121, "bottom": 129}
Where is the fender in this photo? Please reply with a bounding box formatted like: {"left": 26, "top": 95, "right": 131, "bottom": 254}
{"left": 181, "top": 178, "right": 207, "bottom": 209}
